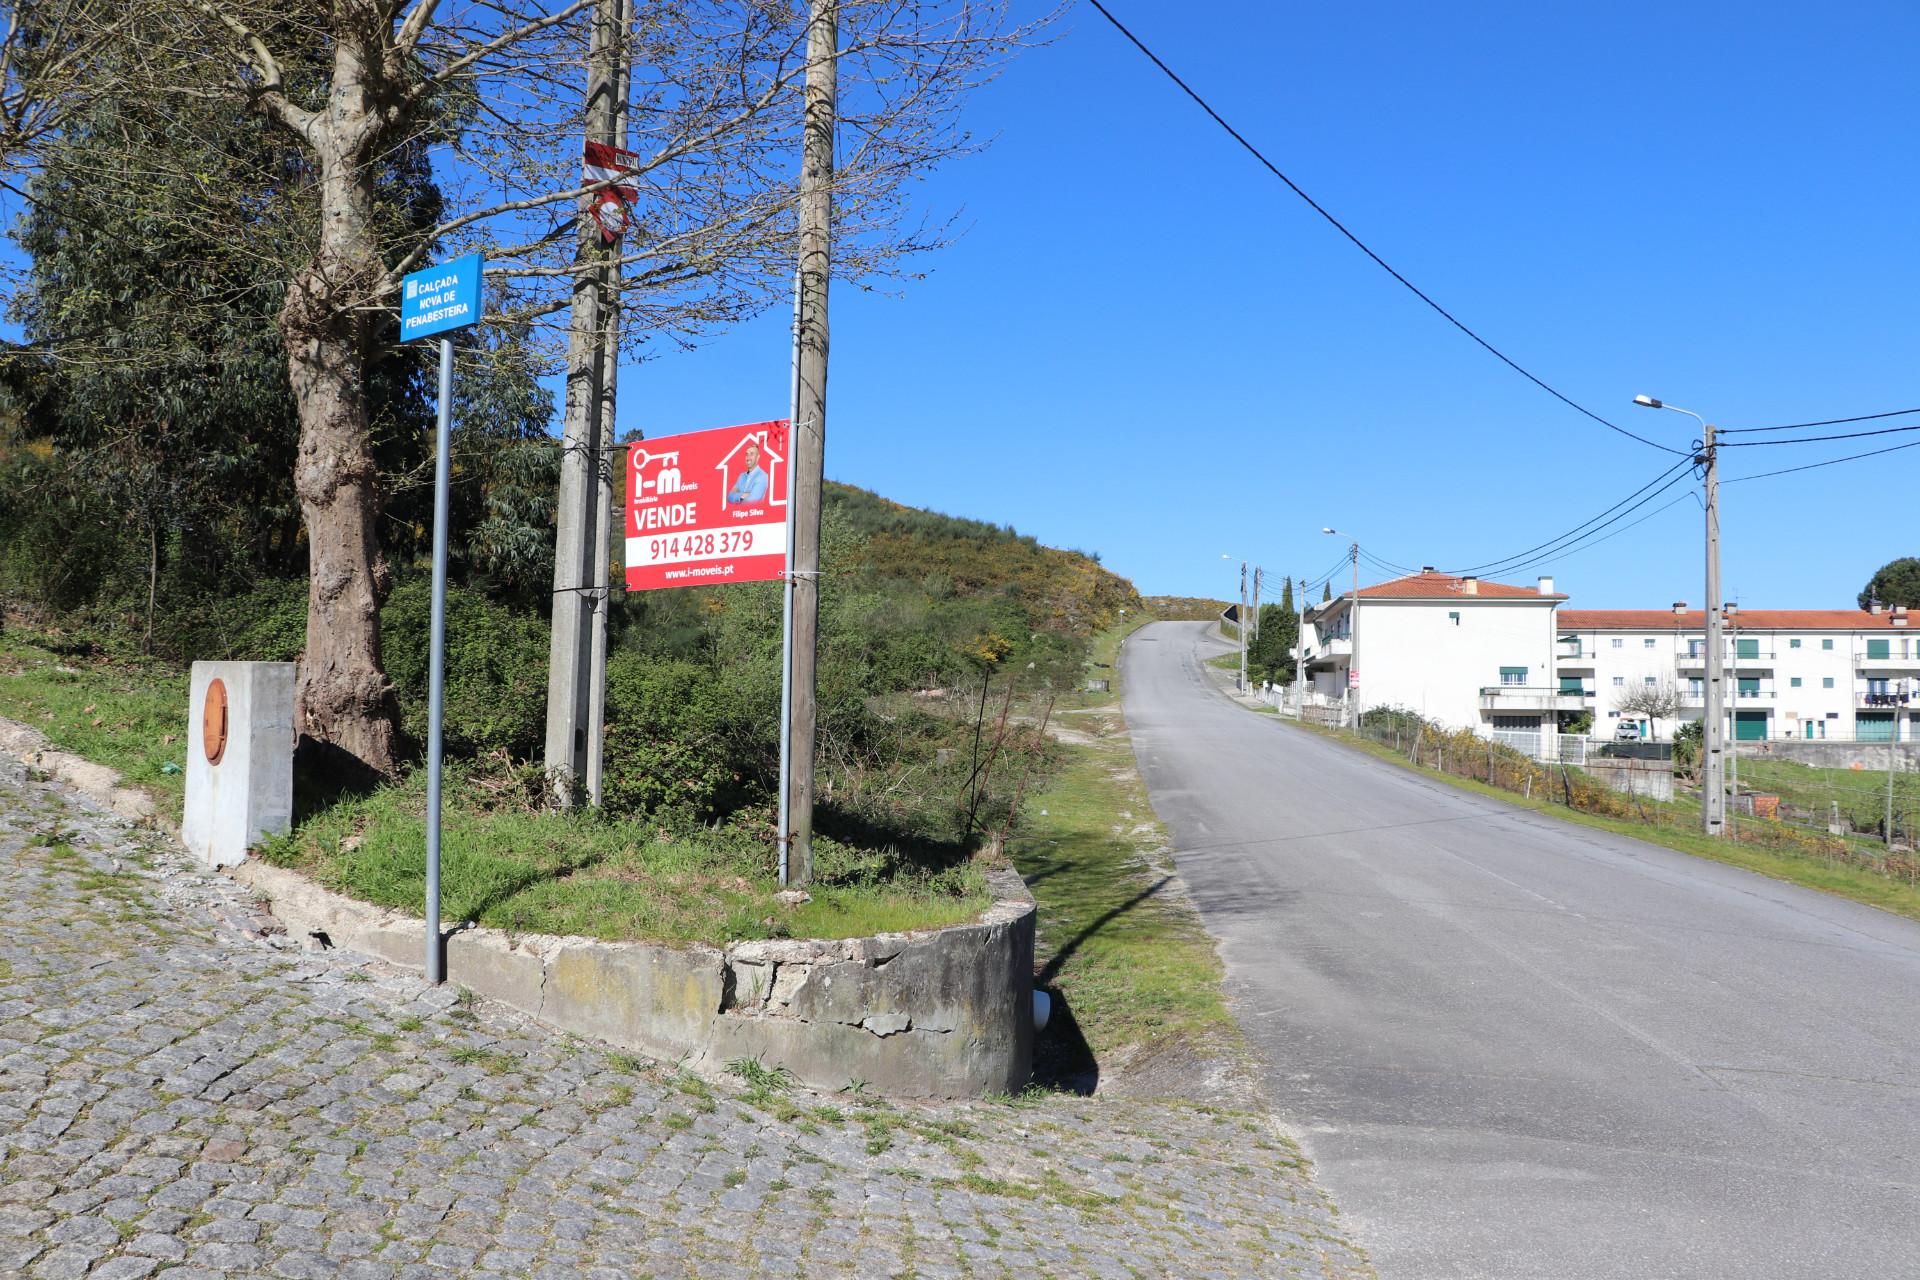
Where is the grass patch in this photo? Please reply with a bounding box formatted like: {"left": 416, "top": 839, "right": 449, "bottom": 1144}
{"left": 1729, "top": 755, "right": 1918, "bottom": 841}
{"left": 446, "top": 1045, "right": 517, "bottom": 1074}
{"left": 727, "top": 1058, "right": 796, "bottom": 1097}
{"left": 0, "top": 627, "right": 993, "bottom": 947}
{"left": 1011, "top": 618, "right": 1240, "bottom": 1070}
{"left": 1290, "top": 719, "right": 1920, "bottom": 924}
{"left": 0, "top": 632, "right": 188, "bottom": 817}
{"left": 254, "top": 763, "right": 992, "bottom": 945}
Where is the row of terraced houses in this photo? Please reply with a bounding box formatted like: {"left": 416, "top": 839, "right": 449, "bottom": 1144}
{"left": 1294, "top": 569, "right": 1918, "bottom": 744}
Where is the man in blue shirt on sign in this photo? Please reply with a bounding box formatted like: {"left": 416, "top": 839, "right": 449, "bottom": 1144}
{"left": 726, "top": 442, "right": 769, "bottom": 505}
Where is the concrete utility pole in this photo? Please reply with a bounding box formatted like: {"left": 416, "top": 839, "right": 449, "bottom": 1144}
{"left": 1237, "top": 561, "right": 1248, "bottom": 693}
{"left": 1350, "top": 542, "right": 1360, "bottom": 727}
{"left": 584, "top": 0, "right": 632, "bottom": 808}
{"left": 1889, "top": 699, "right": 1899, "bottom": 849}
{"left": 1703, "top": 434, "right": 1727, "bottom": 837}
{"left": 1635, "top": 396, "right": 1723, "bottom": 836}
{"left": 1297, "top": 569, "right": 1311, "bottom": 717}
{"left": 782, "top": 0, "right": 837, "bottom": 885}
{"left": 544, "top": 0, "right": 626, "bottom": 806}
{"left": 1251, "top": 567, "right": 1263, "bottom": 644}
{"left": 1727, "top": 603, "right": 1739, "bottom": 823}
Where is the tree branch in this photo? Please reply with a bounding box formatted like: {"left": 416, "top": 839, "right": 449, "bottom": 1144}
{"left": 194, "top": 0, "right": 319, "bottom": 137}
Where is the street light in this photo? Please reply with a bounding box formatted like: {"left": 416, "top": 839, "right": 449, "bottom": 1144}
{"left": 1323, "top": 527, "right": 1360, "bottom": 727}
{"left": 1634, "top": 394, "right": 1724, "bottom": 838}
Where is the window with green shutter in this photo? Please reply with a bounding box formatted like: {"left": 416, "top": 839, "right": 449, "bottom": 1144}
{"left": 1868, "top": 638, "right": 1890, "bottom": 660}
{"left": 1736, "top": 638, "right": 1759, "bottom": 660}
{"left": 1499, "top": 666, "right": 1526, "bottom": 686}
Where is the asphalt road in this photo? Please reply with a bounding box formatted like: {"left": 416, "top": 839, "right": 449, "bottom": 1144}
{"left": 1122, "top": 621, "right": 1920, "bottom": 1280}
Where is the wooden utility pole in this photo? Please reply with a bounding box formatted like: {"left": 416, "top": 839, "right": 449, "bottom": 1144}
{"left": 783, "top": 0, "right": 837, "bottom": 884}
{"left": 544, "top": 0, "right": 625, "bottom": 806}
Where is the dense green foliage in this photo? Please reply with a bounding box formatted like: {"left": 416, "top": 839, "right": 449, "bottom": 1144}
{"left": 0, "top": 461, "right": 1138, "bottom": 853}
{"left": 1859, "top": 557, "right": 1920, "bottom": 611}
{"left": 595, "top": 485, "right": 1137, "bottom": 841}
{"left": 0, "top": 35, "right": 554, "bottom": 648}
{"left": 1246, "top": 577, "right": 1299, "bottom": 685}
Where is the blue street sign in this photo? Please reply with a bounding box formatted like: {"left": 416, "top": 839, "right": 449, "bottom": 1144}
{"left": 400, "top": 253, "right": 483, "bottom": 342}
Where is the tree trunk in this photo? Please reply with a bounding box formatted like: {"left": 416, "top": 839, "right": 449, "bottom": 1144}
{"left": 143, "top": 518, "right": 158, "bottom": 657}
{"left": 280, "top": 88, "right": 399, "bottom": 778}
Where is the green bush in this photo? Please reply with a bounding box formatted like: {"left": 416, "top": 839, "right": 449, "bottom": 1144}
{"left": 602, "top": 651, "right": 778, "bottom": 819}
{"left": 168, "top": 577, "right": 309, "bottom": 662}
{"left": 380, "top": 578, "right": 549, "bottom": 760}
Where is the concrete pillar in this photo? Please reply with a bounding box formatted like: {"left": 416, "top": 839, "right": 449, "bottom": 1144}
{"left": 182, "top": 662, "right": 295, "bottom": 869}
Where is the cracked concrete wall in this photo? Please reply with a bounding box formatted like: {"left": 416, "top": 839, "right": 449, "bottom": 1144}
{"left": 231, "top": 861, "right": 1035, "bottom": 1098}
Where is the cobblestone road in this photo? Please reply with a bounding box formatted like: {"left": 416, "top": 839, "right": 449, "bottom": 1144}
{"left": 0, "top": 758, "right": 1371, "bottom": 1279}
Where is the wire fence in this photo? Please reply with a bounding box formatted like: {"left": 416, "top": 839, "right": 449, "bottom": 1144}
{"left": 1321, "top": 709, "right": 1920, "bottom": 886}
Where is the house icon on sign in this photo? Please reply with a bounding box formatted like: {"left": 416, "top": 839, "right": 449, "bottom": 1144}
{"left": 715, "top": 429, "right": 786, "bottom": 509}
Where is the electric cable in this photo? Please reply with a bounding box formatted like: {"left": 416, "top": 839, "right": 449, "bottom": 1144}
{"left": 1300, "top": 552, "right": 1354, "bottom": 598}
{"left": 1358, "top": 547, "right": 1418, "bottom": 578}
{"left": 1724, "top": 436, "right": 1920, "bottom": 484}
{"left": 1446, "top": 457, "right": 1696, "bottom": 578}
{"left": 1719, "top": 407, "right": 1920, "bottom": 435}
{"left": 1486, "top": 485, "right": 1696, "bottom": 577}
{"left": 1718, "top": 421, "right": 1920, "bottom": 448}
{"left": 1082, "top": 0, "right": 1689, "bottom": 459}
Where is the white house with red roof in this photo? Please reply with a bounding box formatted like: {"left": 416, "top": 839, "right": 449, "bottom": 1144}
{"left": 1298, "top": 569, "right": 1572, "bottom": 734}
{"left": 1556, "top": 605, "right": 1919, "bottom": 743}
{"left": 1294, "top": 570, "right": 1919, "bottom": 744}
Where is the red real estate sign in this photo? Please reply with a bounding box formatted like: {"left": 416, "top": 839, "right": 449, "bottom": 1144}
{"left": 625, "top": 420, "right": 789, "bottom": 592}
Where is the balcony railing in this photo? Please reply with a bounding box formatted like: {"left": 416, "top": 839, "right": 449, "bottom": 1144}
{"left": 1678, "top": 649, "right": 1777, "bottom": 666}
{"left": 1676, "top": 688, "right": 1783, "bottom": 704}
{"left": 1861, "top": 690, "right": 1915, "bottom": 708}
{"left": 1480, "top": 686, "right": 1587, "bottom": 712}
{"left": 1857, "top": 653, "right": 1920, "bottom": 671}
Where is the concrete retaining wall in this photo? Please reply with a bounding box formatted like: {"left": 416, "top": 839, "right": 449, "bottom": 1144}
{"left": 1735, "top": 740, "right": 1918, "bottom": 772}
{"left": 230, "top": 860, "right": 1035, "bottom": 1098}
{"left": 1584, "top": 756, "right": 1676, "bottom": 802}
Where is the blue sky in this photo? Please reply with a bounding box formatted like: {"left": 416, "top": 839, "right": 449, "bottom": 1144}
{"left": 621, "top": 1, "right": 1919, "bottom": 609}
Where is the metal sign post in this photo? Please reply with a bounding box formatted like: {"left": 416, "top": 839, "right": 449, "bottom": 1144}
{"left": 400, "top": 253, "right": 483, "bottom": 984}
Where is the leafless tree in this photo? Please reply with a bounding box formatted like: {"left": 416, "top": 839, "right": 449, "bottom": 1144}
{"left": 1613, "top": 676, "right": 1682, "bottom": 728}
{"left": 72, "top": 0, "right": 1026, "bottom": 774}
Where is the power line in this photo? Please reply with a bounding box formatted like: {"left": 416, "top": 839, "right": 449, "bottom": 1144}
{"left": 1494, "top": 488, "right": 1698, "bottom": 576}
{"left": 1081, "top": 0, "right": 1688, "bottom": 459}
{"left": 1725, "top": 436, "right": 1920, "bottom": 484}
{"left": 1301, "top": 551, "right": 1354, "bottom": 596}
{"left": 1719, "top": 407, "right": 1920, "bottom": 436}
{"left": 1718, "top": 421, "right": 1920, "bottom": 448}
{"left": 1358, "top": 546, "right": 1417, "bottom": 576}
{"left": 1447, "top": 457, "right": 1696, "bottom": 577}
